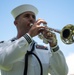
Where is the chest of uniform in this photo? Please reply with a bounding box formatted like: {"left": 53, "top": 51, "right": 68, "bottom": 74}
{"left": 34, "top": 44, "right": 51, "bottom": 64}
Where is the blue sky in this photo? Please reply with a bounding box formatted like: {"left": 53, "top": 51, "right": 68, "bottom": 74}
{"left": 0, "top": 0, "right": 74, "bottom": 74}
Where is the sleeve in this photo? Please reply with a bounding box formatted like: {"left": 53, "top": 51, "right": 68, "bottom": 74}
{"left": 0, "top": 33, "right": 32, "bottom": 71}
{"left": 48, "top": 45, "right": 68, "bottom": 75}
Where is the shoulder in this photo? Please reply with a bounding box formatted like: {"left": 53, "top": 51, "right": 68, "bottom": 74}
{"left": 0, "top": 41, "right": 4, "bottom": 43}
{"left": 0, "top": 41, "right": 4, "bottom": 46}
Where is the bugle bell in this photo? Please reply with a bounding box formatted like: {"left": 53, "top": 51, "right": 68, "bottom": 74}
{"left": 60, "top": 24, "right": 74, "bottom": 44}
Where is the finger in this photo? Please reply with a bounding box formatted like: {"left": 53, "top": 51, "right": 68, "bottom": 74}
{"left": 42, "top": 29, "right": 52, "bottom": 36}
{"left": 34, "top": 18, "right": 42, "bottom": 23}
{"left": 47, "top": 32, "right": 52, "bottom": 37}
{"left": 37, "top": 20, "right": 47, "bottom": 25}
{"left": 35, "top": 19, "right": 47, "bottom": 25}
{"left": 45, "top": 32, "right": 55, "bottom": 39}
{"left": 37, "top": 26, "right": 46, "bottom": 33}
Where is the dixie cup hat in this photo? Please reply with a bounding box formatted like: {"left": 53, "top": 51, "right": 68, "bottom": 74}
{"left": 11, "top": 4, "right": 38, "bottom": 19}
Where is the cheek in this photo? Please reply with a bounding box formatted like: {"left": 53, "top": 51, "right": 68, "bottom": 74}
{"left": 22, "top": 18, "right": 29, "bottom": 24}
{"left": 18, "top": 19, "right": 26, "bottom": 25}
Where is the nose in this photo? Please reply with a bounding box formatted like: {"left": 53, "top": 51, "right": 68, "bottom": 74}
{"left": 29, "top": 16, "right": 35, "bottom": 23}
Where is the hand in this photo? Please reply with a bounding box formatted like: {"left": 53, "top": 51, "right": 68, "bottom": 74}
{"left": 28, "top": 18, "right": 47, "bottom": 37}
{"left": 42, "top": 28, "right": 57, "bottom": 47}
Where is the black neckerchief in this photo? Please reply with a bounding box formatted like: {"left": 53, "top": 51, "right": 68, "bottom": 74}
{"left": 23, "top": 42, "right": 43, "bottom": 75}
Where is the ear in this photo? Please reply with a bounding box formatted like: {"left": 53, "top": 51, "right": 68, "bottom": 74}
{"left": 14, "top": 20, "right": 18, "bottom": 25}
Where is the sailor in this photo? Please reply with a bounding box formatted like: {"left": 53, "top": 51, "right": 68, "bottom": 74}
{"left": 0, "top": 4, "right": 68, "bottom": 75}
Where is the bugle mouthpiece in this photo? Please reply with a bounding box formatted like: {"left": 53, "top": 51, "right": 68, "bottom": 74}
{"left": 30, "top": 23, "right": 33, "bottom": 26}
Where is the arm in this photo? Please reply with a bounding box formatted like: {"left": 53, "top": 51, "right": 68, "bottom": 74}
{"left": 42, "top": 30, "right": 68, "bottom": 75}
{"left": 0, "top": 33, "right": 32, "bottom": 70}
{"left": 0, "top": 18, "right": 47, "bottom": 70}
{"left": 49, "top": 45, "right": 68, "bottom": 75}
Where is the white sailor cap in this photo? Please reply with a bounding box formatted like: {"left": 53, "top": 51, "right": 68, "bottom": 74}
{"left": 11, "top": 4, "right": 38, "bottom": 19}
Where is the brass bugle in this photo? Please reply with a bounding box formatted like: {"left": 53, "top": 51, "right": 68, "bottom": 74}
{"left": 40, "top": 24, "right": 74, "bottom": 44}
{"left": 30, "top": 23, "right": 74, "bottom": 44}
{"left": 45, "top": 24, "right": 74, "bottom": 44}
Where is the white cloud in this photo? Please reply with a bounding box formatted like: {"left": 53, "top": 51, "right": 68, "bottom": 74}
{"left": 66, "top": 53, "right": 74, "bottom": 75}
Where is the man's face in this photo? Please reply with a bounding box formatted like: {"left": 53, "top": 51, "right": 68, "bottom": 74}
{"left": 15, "top": 11, "right": 36, "bottom": 31}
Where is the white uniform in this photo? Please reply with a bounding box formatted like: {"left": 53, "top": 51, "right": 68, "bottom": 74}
{"left": 0, "top": 34, "right": 68, "bottom": 75}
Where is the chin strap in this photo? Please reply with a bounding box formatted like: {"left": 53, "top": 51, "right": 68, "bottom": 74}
{"left": 23, "top": 42, "right": 43, "bottom": 75}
